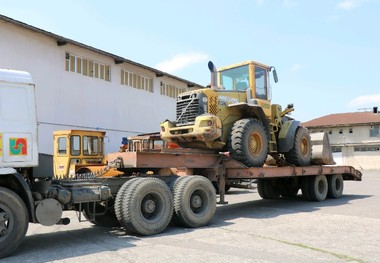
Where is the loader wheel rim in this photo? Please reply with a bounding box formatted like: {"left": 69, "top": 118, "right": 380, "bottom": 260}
{"left": 300, "top": 137, "right": 309, "bottom": 156}
{"left": 248, "top": 131, "right": 263, "bottom": 157}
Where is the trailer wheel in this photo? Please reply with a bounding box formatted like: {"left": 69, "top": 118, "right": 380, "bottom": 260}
{"left": 82, "top": 202, "right": 120, "bottom": 227}
{"left": 117, "top": 178, "right": 173, "bottom": 235}
{"left": 173, "top": 176, "right": 216, "bottom": 228}
{"left": 257, "top": 179, "right": 281, "bottom": 199}
{"left": 327, "top": 174, "right": 344, "bottom": 199}
{"left": 284, "top": 126, "right": 312, "bottom": 166}
{"left": 308, "top": 175, "right": 328, "bottom": 201}
{"left": 0, "top": 187, "right": 29, "bottom": 259}
{"left": 228, "top": 118, "right": 268, "bottom": 167}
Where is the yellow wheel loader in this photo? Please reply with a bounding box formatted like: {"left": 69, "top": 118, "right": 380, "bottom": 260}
{"left": 160, "top": 60, "right": 315, "bottom": 167}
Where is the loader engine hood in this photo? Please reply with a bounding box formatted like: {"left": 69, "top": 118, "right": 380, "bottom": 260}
{"left": 175, "top": 89, "right": 218, "bottom": 126}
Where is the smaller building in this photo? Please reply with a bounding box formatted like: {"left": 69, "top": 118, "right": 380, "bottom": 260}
{"left": 302, "top": 107, "right": 380, "bottom": 170}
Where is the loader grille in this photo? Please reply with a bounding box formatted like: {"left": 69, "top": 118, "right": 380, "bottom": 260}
{"left": 176, "top": 92, "right": 205, "bottom": 126}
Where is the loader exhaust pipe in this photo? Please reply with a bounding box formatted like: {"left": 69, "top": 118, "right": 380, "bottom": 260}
{"left": 208, "top": 61, "right": 217, "bottom": 89}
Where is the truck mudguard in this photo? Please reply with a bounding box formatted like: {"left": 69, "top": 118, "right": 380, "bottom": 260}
{"left": 278, "top": 120, "right": 300, "bottom": 153}
{"left": 0, "top": 173, "right": 36, "bottom": 223}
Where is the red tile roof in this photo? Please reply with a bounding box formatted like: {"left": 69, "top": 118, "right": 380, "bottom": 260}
{"left": 302, "top": 111, "right": 380, "bottom": 128}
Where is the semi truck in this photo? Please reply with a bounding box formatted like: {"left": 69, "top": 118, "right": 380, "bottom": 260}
{"left": 0, "top": 68, "right": 361, "bottom": 259}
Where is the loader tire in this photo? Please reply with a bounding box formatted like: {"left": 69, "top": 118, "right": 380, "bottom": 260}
{"left": 228, "top": 118, "right": 269, "bottom": 167}
{"left": 173, "top": 176, "right": 216, "bottom": 228}
{"left": 117, "top": 178, "right": 173, "bottom": 235}
{"left": 0, "top": 187, "right": 29, "bottom": 259}
{"left": 284, "top": 126, "right": 312, "bottom": 166}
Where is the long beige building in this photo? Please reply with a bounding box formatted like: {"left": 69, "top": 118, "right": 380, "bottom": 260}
{"left": 303, "top": 107, "right": 380, "bottom": 170}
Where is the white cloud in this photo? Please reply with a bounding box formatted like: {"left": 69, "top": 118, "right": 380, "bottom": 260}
{"left": 289, "top": 63, "right": 305, "bottom": 72}
{"left": 155, "top": 52, "right": 208, "bottom": 73}
{"left": 348, "top": 94, "right": 380, "bottom": 107}
{"left": 337, "top": 0, "right": 367, "bottom": 11}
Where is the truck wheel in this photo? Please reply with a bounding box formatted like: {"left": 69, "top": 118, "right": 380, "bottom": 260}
{"left": 82, "top": 202, "right": 120, "bottom": 227}
{"left": 257, "top": 179, "right": 268, "bottom": 199}
{"left": 115, "top": 178, "right": 142, "bottom": 228}
{"left": 284, "top": 126, "right": 312, "bottom": 166}
{"left": 173, "top": 176, "right": 216, "bottom": 228}
{"left": 228, "top": 118, "right": 268, "bottom": 167}
{"left": 327, "top": 174, "right": 344, "bottom": 199}
{"left": 308, "top": 175, "right": 328, "bottom": 202}
{"left": 0, "top": 187, "right": 29, "bottom": 259}
{"left": 117, "top": 178, "right": 173, "bottom": 235}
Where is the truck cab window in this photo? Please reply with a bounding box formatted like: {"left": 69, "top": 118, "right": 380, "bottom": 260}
{"left": 255, "top": 67, "right": 267, "bottom": 100}
{"left": 83, "top": 136, "right": 99, "bottom": 155}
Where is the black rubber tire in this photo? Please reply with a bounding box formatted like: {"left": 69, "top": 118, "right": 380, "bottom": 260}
{"left": 173, "top": 176, "right": 216, "bottom": 228}
{"left": 257, "top": 179, "right": 268, "bottom": 199}
{"left": 171, "top": 176, "right": 194, "bottom": 225}
{"left": 308, "top": 175, "right": 328, "bottom": 202}
{"left": 284, "top": 126, "right": 312, "bottom": 166}
{"left": 82, "top": 202, "right": 120, "bottom": 227}
{"left": 327, "top": 174, "right": 344, "bottom": 199}
{"left": 117, "top": 178, "right": 173, "bottom": 235}
{"left": 0, "top": 187, "right": 29, "bottom": 259}
{"left": 228, "top": 118, "right": 269, "bottom": 167}
{"left": 115, "top": 178, "right": 142, "bottom": 228}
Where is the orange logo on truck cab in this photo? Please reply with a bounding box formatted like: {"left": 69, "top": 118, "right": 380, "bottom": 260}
{"left": 9, "top": 138, "right": 27, "bottom": 156}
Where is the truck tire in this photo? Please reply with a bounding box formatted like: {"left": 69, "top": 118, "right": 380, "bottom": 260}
{"left": 301, "top": 177, "right": 311, "bottom": 201}
{"left": 327, "top": 174, "right": 344, "bottom": 199}
{"left": 82, "top": 202, "right": 120, "bottom": 227}
{"left": 115, "top": 178, "right": 142, "bottom": 228}
{"left": 308, "top": 175, "right": 328, "bottom": 202}
{"left": 117, "top": 178, "right": 173, "bottom": 235}
{"left": 284, "top": 126, "right": 312, "bottom": 166}
{"left": 173, "top": 176, "right": 216, "bottom": 228}
{"left": 228, "top": 118, "right": 269, "bottom": 167}
{"left": 0, "top": 187, "right": 29, "bottom": 259}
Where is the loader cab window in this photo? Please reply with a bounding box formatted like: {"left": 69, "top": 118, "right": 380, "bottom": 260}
{"left": 220, "top": 65, "right": 249, "bottom": 91}
{"left": 70, "top": 135, "right": 80, "bottom": 156}
{"left": 255, "top": 66, "right": 267, "bottom": 100}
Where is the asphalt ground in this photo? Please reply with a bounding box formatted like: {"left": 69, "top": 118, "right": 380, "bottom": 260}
{"left": 3, "top": 170, "right": 379, "bottom": 263}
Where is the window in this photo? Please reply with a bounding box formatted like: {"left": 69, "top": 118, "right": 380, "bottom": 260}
{"left": 328, "top": 130, "right": 332, "bottom": 135}
{"left": 354, "top": 145, "right": 380, "bottom": 152}
{"left": 331, "top": 146, "right": 342, "bottom": 153}
{"left": 65, "top": 53, "right": 111, "bottom": 82}
{"left": 219, "top": 65, "right": 249, "bottom": 91}
{"left": 255, "top": 66, "right": 267, "bottom": 100}
{"left": 370, "top": 125, "right": 379, "bottom": 137}
{"left": 349, "top": 128, "right": 353, "bottom": 134}
{"left": 339, "top": 129, "right": 343, "bottom": 134}
{"left": 70, "top": 135, "right": 80, "bottom": 156}
{"left": 57, "top": 137, "right": 67, "bottom": 155}
{"left": 160, "top": 81, "right": 185, "bottom": 98}
{"left": 121, "top": 70, "right": 153, "bottom": 92}
{"left": 83, "top": 136, "right": 99, "bottom": 156}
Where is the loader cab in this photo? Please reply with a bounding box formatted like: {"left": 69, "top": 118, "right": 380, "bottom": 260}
{"left": 53, "top": 130, "right": 106, "bottom": 179}
{"left": 218, "top": 61, "right": 277, "bottom": 117}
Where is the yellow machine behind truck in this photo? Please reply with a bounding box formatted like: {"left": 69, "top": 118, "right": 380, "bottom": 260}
{"left": 160, "top": 60, "right": 313, "bottom": 167}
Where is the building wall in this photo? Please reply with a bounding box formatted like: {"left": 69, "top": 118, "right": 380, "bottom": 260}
{"left": 0, "top": 20, "right": 187, "bottom": 157}
{"left": 309, "top": 125, "right": 380, "bottom": 170}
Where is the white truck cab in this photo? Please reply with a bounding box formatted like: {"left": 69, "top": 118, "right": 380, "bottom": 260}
{"left": 0, "top": 69, "right": 38, "bottom": 174}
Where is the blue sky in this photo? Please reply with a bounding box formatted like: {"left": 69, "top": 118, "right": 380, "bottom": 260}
{"left": 2, "top": 0, "right": 379, "bottom": 121}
